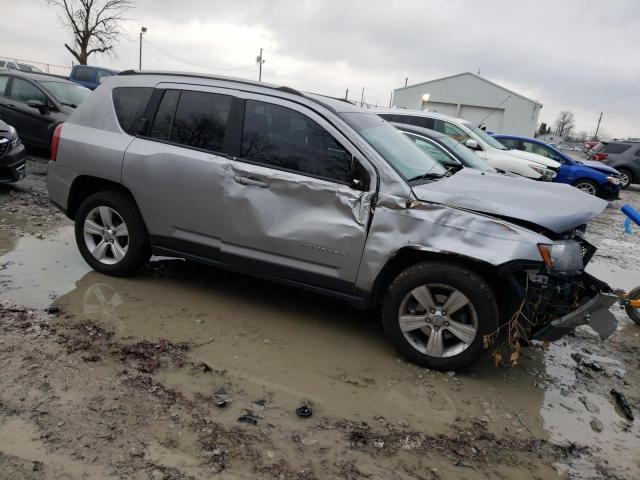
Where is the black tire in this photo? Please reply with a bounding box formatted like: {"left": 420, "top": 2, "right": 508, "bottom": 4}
{"left": 382, "top": 262, "right": 499, "bottom": 371}
{"left": 618, "top": 169, "right": 633, "bottom": 190}
{"left": 572, "top": 179, "right": 599, "bottom": 197}
{"left": 75, "top": 190, "right": 150, "bottom": 277}
{"left": 625, "top": 286, "right": 640, "bottom": 325}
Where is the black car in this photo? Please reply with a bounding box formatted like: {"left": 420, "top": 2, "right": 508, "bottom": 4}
{"left": 0, "top": 118, "right": 27, "bottom": 184}
{"left": 390, "top": 122, "right": 501, "bottom": 173}
{"left": 0, "top": 70, "right": 90, "bottom": 150}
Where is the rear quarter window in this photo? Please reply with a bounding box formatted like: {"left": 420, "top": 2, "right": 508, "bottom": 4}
{"left": 112, "top": 87, "right": 154, "bottom": 135}
{"left": 603, "top": 143, "right": 631, "bottom": 154}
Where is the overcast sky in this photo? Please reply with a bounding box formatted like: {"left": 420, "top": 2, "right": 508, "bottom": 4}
{"left": 2, "top": 0, "right": 639, "bottom": 137}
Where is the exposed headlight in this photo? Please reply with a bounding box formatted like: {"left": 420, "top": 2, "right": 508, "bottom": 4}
{"left": 530, "top": 165, "right": 556, "bottom": 180}
{"left": 538, "top": 241, "right": 584, "bottom": 273}
{"left": 7, "top": 125, "right": 20, "bottom": 146}
{"left": 607, "top": 176, "right": 620, "bottom": 185}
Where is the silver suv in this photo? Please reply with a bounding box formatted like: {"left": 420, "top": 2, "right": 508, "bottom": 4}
{"left": 47, "top": 71, "right": 618, "bottom": 370}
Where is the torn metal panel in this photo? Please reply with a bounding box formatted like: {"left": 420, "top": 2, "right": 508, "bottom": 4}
{"left": 531, "top": 293, "right": 619, "bottom": 341}
{"left": 356, "top": 192, "right": 547, "bottom": 292}
{"left": 222, "top": 162, "right": 372, "bottom": 288}
{"left": 411, "top": 169, "right": 607, "bottom": 234}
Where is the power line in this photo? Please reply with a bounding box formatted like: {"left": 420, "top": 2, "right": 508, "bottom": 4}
{"left": 142, "top": 39, "right": 256, "bottom": 73}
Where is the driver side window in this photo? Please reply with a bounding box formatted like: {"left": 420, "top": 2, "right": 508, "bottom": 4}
{"left": 9, "top": 78, "right": 47, "bottom": 104}
{"left": 435, "top": 120, "right": 473, "bottom": 144}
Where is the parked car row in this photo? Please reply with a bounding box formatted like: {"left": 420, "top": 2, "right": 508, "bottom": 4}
{"left": 46, "top": 70, "right": 619, "bottom": 370}
{"left": 375, "top": 108, "right": 623, "bottom": 199}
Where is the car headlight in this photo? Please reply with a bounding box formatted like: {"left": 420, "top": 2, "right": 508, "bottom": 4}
{"left": 607, "top": 176, "right": 620, "bottom": 185}
{"left": 7, "top": 125, "right": 20, "bottom": 146}
{"left": 530, "top": 165, "right": 556, "bottom": 180}
{"left": 538, "top": 241, "right": 584, "bottom": 273}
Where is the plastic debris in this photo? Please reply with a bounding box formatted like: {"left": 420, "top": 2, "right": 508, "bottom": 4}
{"left": 44, "top": 305, "right": 61, "bottom": 314}
{"left": 611, "top": 389, "right": 634, "bottom": 421}
{"left": 215, "top": 399, "right": 228, "bottom": 408}
{"left": 237, "top": 410, "right": 260, "bottom": 425}
{"left": 296, "top": 405, "right": 313, "bottom": 418}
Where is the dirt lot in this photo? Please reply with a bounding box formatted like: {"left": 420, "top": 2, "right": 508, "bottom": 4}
{"left": 1, "top": 156, "right": 640, "bottom": 480}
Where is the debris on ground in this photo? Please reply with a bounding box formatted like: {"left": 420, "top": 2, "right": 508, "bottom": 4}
{"left": 611, "top": 389, "right": 635, "bottom": 421}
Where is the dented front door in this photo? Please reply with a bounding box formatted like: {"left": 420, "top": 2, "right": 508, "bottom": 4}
{"left": 222, "top": 162, "right": 372, "bottom": 293}
{"left": 221, "top": 95, "right": 374, "bottom": 293}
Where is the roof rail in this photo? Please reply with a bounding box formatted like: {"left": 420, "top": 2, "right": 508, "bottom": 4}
{"left": 113, "top": 70, "right": 349, "bottom": 113}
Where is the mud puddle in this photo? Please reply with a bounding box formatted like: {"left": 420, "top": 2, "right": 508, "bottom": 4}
{"left": 2, "top": 220, "right": 640, "bottom": 478}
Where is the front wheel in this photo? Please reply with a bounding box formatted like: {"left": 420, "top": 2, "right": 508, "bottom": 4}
{"left": 382, "top": 262, "right": 499, "bottom": 371}
{"left": 618, "top": 169, "right": 633, "bottom": 189}
{"left": 75, "top": 191, "right": 150, "bottom": 276}
{"left": 573, "top": 179, "right": 599, "bottom": 196}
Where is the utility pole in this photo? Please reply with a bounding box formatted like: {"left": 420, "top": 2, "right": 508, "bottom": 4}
{"left": 389, "top": 91, "right": 393, "bottom": 107}
{"left": 256, "top": 48, "right": 265, "bottom": 82}
{"left": 360, "top": 87, "right": 365, "bottom": 107}
{"left": 139, "top": 26, "right": 147, "bottom": 70}
{"left": 594, "top": 112, "right": 603, "bottom": 140}
{"left": 477, "top": 67, "right": 481, "bottom": 76}
{"left": 344, "top": 88, "right": 349, "bottom": 100}
{"left": 404, "top": 77, "right": 408, "bottom": 87}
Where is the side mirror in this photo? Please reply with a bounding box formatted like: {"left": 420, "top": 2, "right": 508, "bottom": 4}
{"left": 27, "top": 100, "right": 48, "bottom": 113}
{"left": 348, "top": 157, "right": 369, "bottom": 191}
{"left": 464, "top": 139, "right": 480, "bottom": 150}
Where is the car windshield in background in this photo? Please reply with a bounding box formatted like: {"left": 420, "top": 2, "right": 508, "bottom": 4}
{"left": 39, "top": 81, "right": 90, "bottom": 108}
{"left": 341, "top": 112, "right": 447, "bottom": 182}
{"left": 439, "top": 135, "right": 496, "bottom": 172}
{"left": 464, "top": 123, "right": 509, "bottom": 150}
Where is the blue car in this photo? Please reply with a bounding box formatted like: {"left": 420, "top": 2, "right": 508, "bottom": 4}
{"left": 494, "top": 134, "right": 621, "bottom": 200}
{"left": 69, "top": 65, "right": 119, "bottom": 90}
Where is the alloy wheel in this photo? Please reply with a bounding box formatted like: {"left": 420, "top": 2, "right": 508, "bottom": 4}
{"left": 398, "top": 283, "right": 478, "bottom": 358}
{"left": 83, "top": 206, "right": 129, "bottom": 265}
{"left": 619, "top": 172, "right": 631, "bottom": 189}
{"left": 575, "top": 182, "right": 597, "bottom": 196}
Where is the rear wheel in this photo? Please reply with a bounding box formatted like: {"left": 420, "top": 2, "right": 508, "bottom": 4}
{"left": 382, "top": 262, "right": 499, "bottom": 371}
{"left": 572, "top": 179, "right": 599, "bottom": 196}
{"left": 75, "top": 191, "right": 150, "bottom": 276}
{"left": 618, "top": 169, "right": 633, "bottom": 189}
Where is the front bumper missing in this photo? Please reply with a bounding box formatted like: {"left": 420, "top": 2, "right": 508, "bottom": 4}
{"left": 531, "top": 292, "right": 620, "bottom": 341}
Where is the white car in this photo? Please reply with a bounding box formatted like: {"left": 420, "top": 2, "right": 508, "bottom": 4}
{"left": 376, "top": 109, "right": 560, "bottom": 180}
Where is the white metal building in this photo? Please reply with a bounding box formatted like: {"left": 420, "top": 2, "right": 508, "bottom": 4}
{"left": 392, "top": 72, "right": 542, "bottom": 136}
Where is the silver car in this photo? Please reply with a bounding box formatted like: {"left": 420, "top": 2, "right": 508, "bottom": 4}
{"left": 47, "top": 71, "right": 618, "bottom": 370}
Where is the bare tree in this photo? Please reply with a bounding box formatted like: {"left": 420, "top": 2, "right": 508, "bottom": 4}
{"left": 553, "top": 110, "right": 576, "bottom": 138}
{"left": 48, "top": 0, "right": 134, "bottom": 65}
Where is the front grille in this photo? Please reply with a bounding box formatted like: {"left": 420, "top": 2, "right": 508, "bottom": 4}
{"left": 0, "top": 138, "right": 9, "bottom": 157}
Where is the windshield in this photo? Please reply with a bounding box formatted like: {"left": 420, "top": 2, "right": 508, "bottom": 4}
{"left": 341, "top": 112, "right": 447, "bottom": 182}
{"left": 39, "top": 81, "right": 90, "bottom": 107}
{"left": 438, "top": 135, "right": 496, "bottom": 172}
{"left": 463, "top": 122, "right": 509, "bottom": 150}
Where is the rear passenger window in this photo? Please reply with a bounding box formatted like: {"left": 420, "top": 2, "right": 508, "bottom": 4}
{"left": 112, "top": 87, "right": 153, "bottom": 135}
{"left": 603, "top": 143, "right": 631, "bottom": 154}
{"left": 170, "top": 91, "right": 232, "bottom": 152}
{"left": 241, "top": 100, "right": 351, "bottom": 183}
{"left": 149, "top": 89, "right": 180, "bottom": 141}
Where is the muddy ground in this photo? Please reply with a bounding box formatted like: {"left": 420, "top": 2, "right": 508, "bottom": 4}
{"left": 1, "top": 156, "right": 639, "bottom": 480}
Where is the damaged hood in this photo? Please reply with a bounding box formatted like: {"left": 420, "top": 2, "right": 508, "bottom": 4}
{"left": 411, "top": 169, "right": 607, "bottom": 234}
{"left": 578, "top": 159, "right": 619, "bottom": 175}
{"left": 505, "top": 149, "right": 561, "bottom": 169}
